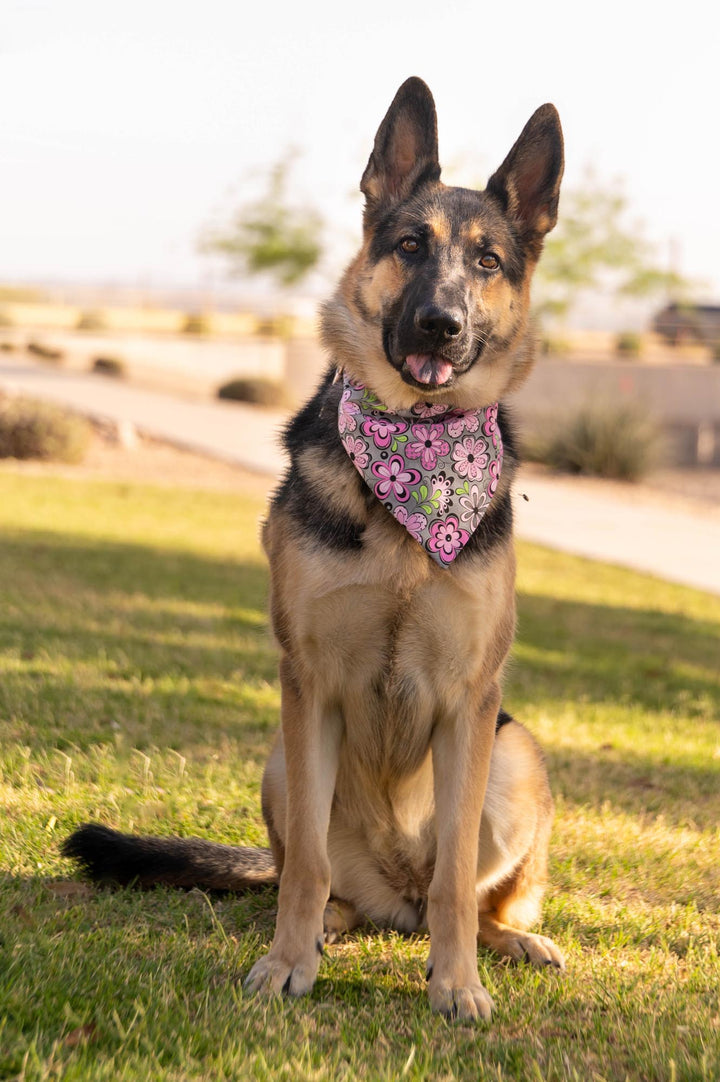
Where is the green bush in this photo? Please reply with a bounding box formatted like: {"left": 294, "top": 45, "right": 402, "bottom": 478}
{"left": 540, "top": 335, "right": 571, "bottom": 357}
{"left": 181, "top": 313, "right": 211, "bottom": 335}
{"left": 526, "top": 400, "right": 658, "bottom": 481}
{"left": 92, "top": 356, "right": 125, "bottom": 378}
{"left": 616, "top": 331, "right": 642, "bottom": 358}
{"left": 0, "top": 396, "right": 91, "bottom": 463}
{"left": 217, "top": 376, "right": 288, "bottom": 408}
{"left": 27, "top": 340, "right": 64, "bottom": 362}
{"left": 255, "top": 314, "right": 295, "bottom": 338}
{"left": 76, "top": 310, "right": 108, "bottom": 331}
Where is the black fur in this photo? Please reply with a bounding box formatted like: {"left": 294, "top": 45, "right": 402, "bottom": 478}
{"left": 273, "top": 373, "right": 370, "bottom": 551}
{"left": 62, "top": 823, "right": 276, "bottom": 891}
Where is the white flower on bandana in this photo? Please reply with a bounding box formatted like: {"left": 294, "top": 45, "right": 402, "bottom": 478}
{"left": 458, "top": 483, "right": 490, "bottom": 530}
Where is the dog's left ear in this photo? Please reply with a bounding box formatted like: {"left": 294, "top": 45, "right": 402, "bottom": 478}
{"left": 361, "top": 77, "right": 441, "bottom": 219}
{"left": 486, "top": 104, "right": 564, "bottom": 252}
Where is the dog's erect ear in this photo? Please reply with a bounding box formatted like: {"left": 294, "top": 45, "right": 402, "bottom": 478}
{"left": 486, "top": 104, "right": 564, "bottom": 252}
{"left": 361, "top": 77, "right": 441, "bottom": 217}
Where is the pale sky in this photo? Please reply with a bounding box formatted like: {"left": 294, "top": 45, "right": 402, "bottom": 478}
{"left": 2, "top": 0, "right": 718, "bottom": 299}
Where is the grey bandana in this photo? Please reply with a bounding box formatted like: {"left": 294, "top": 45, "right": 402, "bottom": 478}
{"left": 338, "top": 375, "right": 503, "bottom": 566}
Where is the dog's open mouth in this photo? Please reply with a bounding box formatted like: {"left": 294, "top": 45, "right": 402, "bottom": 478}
{"left": 404, "top": 353, "right": 454, "bottom": 387}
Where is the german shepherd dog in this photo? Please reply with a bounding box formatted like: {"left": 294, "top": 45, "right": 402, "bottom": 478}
{"left": 64, "top": 78, "right": 565, "bottom": 1021}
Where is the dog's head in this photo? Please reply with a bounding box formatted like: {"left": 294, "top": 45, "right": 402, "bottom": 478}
{"left": 321, "top": 77, "right": 563, "bottom": 410}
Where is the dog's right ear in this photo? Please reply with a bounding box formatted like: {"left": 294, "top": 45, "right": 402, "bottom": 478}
{"left": 361, "top": 77, "right": 441, "bottom": 219}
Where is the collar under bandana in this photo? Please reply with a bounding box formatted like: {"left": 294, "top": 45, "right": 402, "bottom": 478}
{"left": 338, "top": 375, "right": 503, "bottom": 567}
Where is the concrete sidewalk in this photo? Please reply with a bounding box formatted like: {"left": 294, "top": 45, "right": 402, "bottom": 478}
{"left": 0, "top": 355, "right": 287, "bottom": 475}
{"left": 2, "top": 355, "right": 720, "bottom": 597}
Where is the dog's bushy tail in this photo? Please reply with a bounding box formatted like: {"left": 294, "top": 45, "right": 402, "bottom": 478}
{"left": 62, "top": 823, "right": 278, "bottom": 891}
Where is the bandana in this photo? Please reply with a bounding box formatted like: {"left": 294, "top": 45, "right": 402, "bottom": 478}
{"left": 338, "top": 375, "right": 503, "bottom": 566}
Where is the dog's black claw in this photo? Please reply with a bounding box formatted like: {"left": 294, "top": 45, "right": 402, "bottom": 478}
{"left": 425, "top": 963, "right": 434, "bottom": 982}
{"left": 281, "top": 973, "right": 292, "bottom": 995}
{"left": 316, "top": 936, "right": 325, "bottom": 956}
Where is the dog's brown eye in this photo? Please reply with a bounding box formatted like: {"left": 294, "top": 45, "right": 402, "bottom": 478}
{"left": 479, "top": 254, "right": 500, "bottom": 270}
{"left": 476, "top": 253, "right": 500, "bottom": 270}
{"left": 399, "top": 237, "right": 420, "bottom": 254}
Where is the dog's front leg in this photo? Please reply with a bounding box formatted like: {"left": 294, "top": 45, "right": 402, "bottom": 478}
{"left": 244, "top": 658, "right": 341, "bottom": 997}
{"left": 426, "top": 683, "right": 500, "bottom": 1021}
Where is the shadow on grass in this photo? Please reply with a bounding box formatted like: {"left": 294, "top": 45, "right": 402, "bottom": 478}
{"left": 1, "top": 528, "right": 718, "bottom": 825}
{"left": 513, "top": 590, "right": 720, "bottom": 714}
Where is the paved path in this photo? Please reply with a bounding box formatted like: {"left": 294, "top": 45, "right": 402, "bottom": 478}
{"left": 0, "top": 356, "right": 287, "bottom": 475}
{"left": 2, "top": 356, "right": 720, "bottom": 597}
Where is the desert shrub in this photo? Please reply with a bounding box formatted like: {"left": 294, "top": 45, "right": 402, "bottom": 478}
{"left": 0, "top": 341, "right": 16, "bottom": 352}
{"left": 0, "top": 397, "right": 91, "bottom": 463}
{"left": 526, "top": 400, "right": 658, "bottom": 481}
{"left": 541, "top": 335, "right": 571, "bottom": 357}
{"left": 181, "top": 313, "right": 211, "bottom": 335}
{"left": 76, "top": 310, "right": 108, "bottom": 331}
{"left": 92, "top": 356, "right": 125, "bottom": 378}
{"left": 217, "top": 377, "right": 288, "bottom": 408}
{"left": 0, "top": 286, "right": 43, "bottom": 302}
{"left": 27, "top": 340, "right": 64, "bottom": 362}
{"left": 255, "top": 314, "right": 295, "bottom": 338}
{"left": 615, "top": 331, "right": 642, "bottom": 357}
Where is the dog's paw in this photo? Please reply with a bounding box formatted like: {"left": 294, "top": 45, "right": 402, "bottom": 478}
{"left": 427, "top": 975, "right": 494, "bottom": 1021}
{"left": 501, "top": 931, "right": 565, "bottom": 970}
{"left": 323, "top": 899, "right": 360, "bottom": 945}
{"left": 243, "top": 940, "right": 323, "bottom": 998}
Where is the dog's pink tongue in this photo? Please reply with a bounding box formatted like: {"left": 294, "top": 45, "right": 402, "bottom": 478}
{"left": 405, "top": 353, "right": 454, "bottom": 386}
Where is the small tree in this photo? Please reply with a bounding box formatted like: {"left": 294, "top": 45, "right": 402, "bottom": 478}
{"left": 200, "top": 154, "right": 324, "bottom": 288}
{"left": 534, "top": 171, "right": 690, "bottom": 321}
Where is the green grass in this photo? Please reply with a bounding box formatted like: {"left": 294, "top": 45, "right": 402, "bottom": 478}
{"left": 1, "top": 470, "right": 718, "bottom": 1081}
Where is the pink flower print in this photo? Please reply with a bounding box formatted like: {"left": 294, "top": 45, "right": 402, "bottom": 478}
{"left": 338, "top": 387, "right": 360, "bottom": 434}
{"left": 427, "top": 515, "right": 470, "bottom": 564}
{"left": 411, "top": 401, "right": 449, "bottom": 418}
{"left": 406, "top": 423, "right": 451, "bottom": 470}
{"left": 393, "top": 505, "right": 428, "bottom": 542}
{"left": 371, "top": 454, "right": 420, "bottom": 503}
{"left": 458, "top": 483, "right": 489, "bottom": 530}
{"left": 429, "top": 471, "right": 453, "bottom": 513}
{"left": 361, "top": 414, "right": 408, "bottom": 449}
{"left": 488, "top": 455, "right": 502, "bottom": 496}
{"left": 482, "top": 403, "right": 500, "bottom": 448}
{"left": 342, "top": 434, "right": 370, "bottom": 471}
{"left": 446, "top": 409, "right": 481, "bottom": 438}
{"left": 452, "top": 436, "right": 489, "bottom": 480}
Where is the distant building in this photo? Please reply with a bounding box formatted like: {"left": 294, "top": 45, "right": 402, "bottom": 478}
{"left": 653, "top": 302, "right": 720, "bottom": 347}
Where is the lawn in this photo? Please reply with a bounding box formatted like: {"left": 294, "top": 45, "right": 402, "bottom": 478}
{"left": 1, "top": 469, "right": 718, "bottom": 1081}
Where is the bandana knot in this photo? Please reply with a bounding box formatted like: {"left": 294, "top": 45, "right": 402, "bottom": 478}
{"left": 338, "top": 375, "right": 503, "bottom": 566}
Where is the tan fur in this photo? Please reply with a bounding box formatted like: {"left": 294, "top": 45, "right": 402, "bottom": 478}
{"left": 245, "top": 79, "right": 565, "bottom": 1021}
{"left": 358, "top": 253, "right": 403, "bottom": 321}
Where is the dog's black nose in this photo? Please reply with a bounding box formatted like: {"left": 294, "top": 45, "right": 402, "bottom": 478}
{"left": 415, "top": 304, "right": 464, "bottom": 339}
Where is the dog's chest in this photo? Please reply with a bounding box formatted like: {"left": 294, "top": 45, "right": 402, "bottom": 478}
{"left": 295, "top": 538, "right": 515, "bottom": 775}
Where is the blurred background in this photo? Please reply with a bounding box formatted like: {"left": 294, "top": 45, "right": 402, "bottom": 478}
{"left": 1, "top": 0, "right": 719, "bottom": 469}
